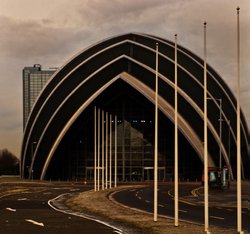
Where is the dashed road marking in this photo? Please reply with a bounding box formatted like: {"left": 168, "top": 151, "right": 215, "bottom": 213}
{"left": 210, "top": 216, "right": 224, "bottom": 220}
{"left": 158, "top": 204, "right": 164, "bottom": 207}
{"left": 18, "top": 198, "right": 28, "bottom": 201}
{"left": 25, "top": 219, "right": 44, "bottom": 227}
{"left": 6, "top": 207, "right": 16, "bottom": 212}
{"left": 179, "top": 209, "right": 187, "bottom": 213}
{"left": 145, "top": 200, "right": 150, "bottom": 203}
{"left": 43, "top": 192, "right": 52, "bottom": 195}
{"left": 138, "top": 196, "right": 142, "bottom": 200}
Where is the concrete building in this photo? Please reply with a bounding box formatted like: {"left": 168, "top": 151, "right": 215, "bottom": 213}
{"left": 21, "top": 33, "right": 250, "bottom": 181}
{"left": 23, "top": 64, "right": 56, "bottom": 129}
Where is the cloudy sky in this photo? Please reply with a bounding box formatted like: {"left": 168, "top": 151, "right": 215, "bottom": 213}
{"left": 0, "top": 0, "right": 249, "bottom": 158}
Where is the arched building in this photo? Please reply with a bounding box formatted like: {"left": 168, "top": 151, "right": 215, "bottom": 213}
{"left": 21, "top": 33, "right": 250, "bottom": 181}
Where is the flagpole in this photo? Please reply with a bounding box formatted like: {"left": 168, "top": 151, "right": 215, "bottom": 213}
{"left": 106, "top": 112, "right": 108, "bottom": 189}
{"left": 174, "top": 34, "right": 179, "bottom": 227}
{"left": 102, "top": 110, "right": 104, "bottom": 190}
{"left": 203, "top": 21, "right": 210, "bottom": 234}
{"left": 236, "top": 6, "right": 243, "bottom": 234}
{"left": 154, "top": 42, "right": 159, "bottom": 222}
{"left": 115, "top": 115, "right": 117, "bottom": 188}
{"left": 94, "top": 106, "right": 97, "bottom": 191}
{"left": 110, "top": 114, "right": 112, "bottom": 189}
{"left": 97, "top": 108, "right": 100, "bottom": 191}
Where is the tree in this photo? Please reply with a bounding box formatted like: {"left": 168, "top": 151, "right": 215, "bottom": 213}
{"left": 0, "top": 149, "right": 19, "bottom": 175}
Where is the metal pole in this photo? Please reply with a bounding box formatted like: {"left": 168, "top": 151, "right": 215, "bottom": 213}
{"left": 203, "top": 22, "right": 210, "bottom": 234}
{"left": 236, "top": 6, "right": 243, "bottom": 234}
{"left": 219, "top": 99, "right": 222, "bottom": 169}
{"left": 97, "top": 108, "right": 100, "bottom": 191}
{"left": 174, "top": 34, "right": 179, "bottom": 227}
{"left": 115, "top": 115, "right": 117, "bottom": 188}
{"left": 154, "top": 42, "right": 159, "bottom": 222}
{"left": 94, "top": 106, "right": 97, "bottom": 191}
{"left": 228, "top": 120, "right": 231, "bottom": 166}
{"left": 30, "top": 142, "right": 36, "bottom": 179}
{"left": 102, "top": 110, "right": 105, "bottom": 190}
{"left": 110, "top": 114, "right": 112, "bottom": 189}
{"left": 106, "top": 112, "right": 108, "bottom": 189}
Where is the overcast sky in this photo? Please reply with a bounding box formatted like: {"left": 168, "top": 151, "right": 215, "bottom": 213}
{"left": 0, "top": 0, "right": 249, "bottom": 158}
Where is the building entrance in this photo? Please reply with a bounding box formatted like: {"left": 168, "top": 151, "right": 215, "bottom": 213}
{"left": 143, "top": 167, "right": 165, "bottom": 181}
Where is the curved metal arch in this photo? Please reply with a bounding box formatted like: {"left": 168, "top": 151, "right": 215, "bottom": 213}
{"left": 21, "top": 32, "right": 249, "bottom": 180}
{"left": 24, "top": 38, "right": 234, "bottom": 174}
{"left": 140, "top": 33, "right": 246, "bottom": 146}
{"left": 40, "top": 72, "right": 216, "bottom": 179}
{"left": 31, "top": 54, "right": 232, "bottom": 179}
{"left": 32, "top": 53, "right": 228, "bottom": 179}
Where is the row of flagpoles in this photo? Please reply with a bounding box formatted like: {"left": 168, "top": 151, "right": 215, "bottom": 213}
{"left": 92, "top": 6, "right": 243, "bottom": 234}
{"left": 153, "top": 7, "right": 244, "bottom": 234}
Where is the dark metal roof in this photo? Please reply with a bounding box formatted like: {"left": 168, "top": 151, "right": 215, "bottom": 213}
{"left": 21, "top": 33, "right": 249, "bottom": 179}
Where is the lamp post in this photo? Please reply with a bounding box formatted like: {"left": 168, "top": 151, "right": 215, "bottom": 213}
{"left": 30, "top": 141, "right": 37, "bottom": 180}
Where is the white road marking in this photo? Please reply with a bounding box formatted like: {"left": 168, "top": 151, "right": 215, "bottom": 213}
{"left": 43, "top": 192, "right": 52, "bottom": 195}
{"left": 138, "top": 196, "right": 142, "bottom": 200}
{"left": 145, "top": 200, "right": 150, "bottom": 203}
{"left": 113, "top": 231, "right": 122, "bottom": 234}
{"left": 179, "top": 209, "right": 187, "bottom": 213}
{"left": 6, "top": 208, "right": 16, "bottom": 212}
{"left": 158, "top": 204, "right": 164, "bottom": 207}
{"left": 18, "top": 198, "right": 27, "bottom": 201}
{"left": 48, "top": 193, "right": 123, "bottom": 233}
{"left": 25, "top": 219, "right": 44, "bottom": 227}
{"left": 210, "top": 216, "right": 224, "bottom": 220}
{"left": 70, "top": 189, "right": 80, "bottom": 192}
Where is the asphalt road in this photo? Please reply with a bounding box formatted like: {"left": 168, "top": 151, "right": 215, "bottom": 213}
{"left": 0, "top": 181, "right": 119, "bottom": 234}
{"left": 113, "top": 183, "right": 250, "bottom": 233}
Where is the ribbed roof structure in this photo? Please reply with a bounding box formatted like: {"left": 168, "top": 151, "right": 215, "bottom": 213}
{"left": 21, "top": 33, "right": 249, "bottom": 180}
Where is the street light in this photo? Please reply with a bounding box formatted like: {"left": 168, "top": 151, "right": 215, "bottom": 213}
{"left": 30, "top": 141, "right": 37, "bottom": 180}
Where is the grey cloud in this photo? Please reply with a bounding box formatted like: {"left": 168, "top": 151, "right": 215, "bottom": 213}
{"left": 0, "top": 15, "right": 91, "bottom": 60}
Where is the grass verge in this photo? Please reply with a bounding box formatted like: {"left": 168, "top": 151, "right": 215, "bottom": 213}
{"left": 66, "top": 186, "right": 237, "bottom": 234}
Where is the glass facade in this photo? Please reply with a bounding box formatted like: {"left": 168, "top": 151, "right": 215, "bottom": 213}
{"left": 46, "top": 80, "right": 203, "bottom": 182}
{"left": 23, "top": 64, "right": 56, "bottom": 129}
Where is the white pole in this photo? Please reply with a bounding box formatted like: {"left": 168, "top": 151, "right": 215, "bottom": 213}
{"left": 154, "top": 42, "right": 159, "bottom": 222}
{"left": 110, "top": 114, "right": 112, "bottom": 189}
{"left": 115, "top": 115, "right": 117, "bottom": 188}
{"left": 97, "top": 108, "right": 100, "bottom": 191}
{"left": 94, "top": 106, "right": 97, "bottom": 191}
{"left": 236, "top": 6, "right": 243, "bottom": 234}
{"left": 174, "top": 34, "right": 179, "bottom": 227}
{"left": 102, "top": 110, "right": 105, "bottom": 190}
{"left": 219, "top": 99, "right": 222, "bottom": 169}
{"left": 203, "top": 22, "right": 210, "bottom": 234}
{"left": 106, "top": 112, "right": 108, "bottom": 189}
